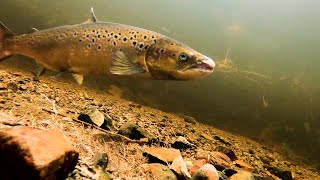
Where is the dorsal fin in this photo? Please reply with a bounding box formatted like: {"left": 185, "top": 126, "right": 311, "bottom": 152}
{"left": 82, "top": 7, "right": 98, "bottom": 24}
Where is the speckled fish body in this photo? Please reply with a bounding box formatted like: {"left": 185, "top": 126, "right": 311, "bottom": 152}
{"left": 0, "top": 9, "right": 215, "bottom": 83}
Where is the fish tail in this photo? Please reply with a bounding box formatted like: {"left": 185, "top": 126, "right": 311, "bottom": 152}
{"left": 0, "top": 21, "right": 14, "bottom": 61}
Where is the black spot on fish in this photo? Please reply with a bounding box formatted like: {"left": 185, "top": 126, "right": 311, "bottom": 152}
{"left": 84, "top": 30, "right": 87, "bottom": 32}
{"left": 86, "top": 34, "right": 90, "bottom": 38}
{"left": 132, "top": 41, "right": 137, "bottom": 46}
{"left": 123, "top": 37, "right": 127, "bottom": 42}
{"left": 144, "top": 45, "right": 149, "bottom": 50}
{"left": 136, "top": 31, "right": 139, "bottom": 34}
{"left": 172, "top": 53, "right": 176, "bottom": 57}
{"left": 119, "top": 33, "right": 122, "bottom": 35}
{"left": 74, "top": 32, "right": 77, "bottom": 36}
{"left": 151, "top": 35, "right": 155, "bottom": 39}
{"left": 171, "top": 43, "right": 174, "bottom": 46}
{"left": 97, "top": 35, "right": 101, "bottom": 38}
{"left": 92, "top": 38, "right": 95, "bottom": 43}
{"left": 97, "top": 45, "right": 101, "bottom": 50}
{"left": 154, "top": 39, "right": 157, "bottom": 43}
{"left": 102, "top": 35, "right": 106, "bottom": 38}
{"left": 160, "top": 49, "right": 165, "bottom": 54}
{"left": 114, "top": 35, "right": 118, "bottom": 39}
{"left": 144, "top": 36, "right": 147, "bottom": 39}
{"left": 113, "top": 41, "right": 117, "bottom": 46}
{"left": 108, "top": 39, "right": 111, "bottom": 42}
{"left": 111, "top": 32, "right": 113, "bottom": 36}
{"left": 79, "top": 39, "right": 83, "bottom": 42}
{"left": 130, "top": 37, "right": 133, "bottom": 40}
{"left": 92, "top": 30, "right": 95, "bottom": 33}
{"left": 105, "top": 30, "right": 108, "bottom": 33}
{"left": 139, "top": 43, "right": 144, "bottom": 49}
{"left": 107, "top": 34, "right": 110, "bottom": 37}
{"left": 134, "top": 35, "right": 137, "bottom": 38}
{"left": 88, "top": 44, "right": 91, "bottom": 48}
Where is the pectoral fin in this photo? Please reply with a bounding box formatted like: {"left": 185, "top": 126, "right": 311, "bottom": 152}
{"left": 72, "top": 73, "right": 84, "bottom": 85}
{"left": 110, "top": 50, "right": 145, "bottom": 75}
{"left": 33, "top": 63, "right": 46, "bottom": 81}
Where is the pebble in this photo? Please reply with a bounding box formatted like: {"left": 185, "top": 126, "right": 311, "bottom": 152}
{"left": 169, "top": 155, "right": 191, "bottom": 178}
{"left": 215, "top": 146, "right": 237, "bottom": 161}
{"left": 234, "top": 160, "right": 255, "bottom": 172}
{"left": 190, "top": 159, "right": 207, "bottom": 176}
{"left": 78, "top": 107, "right": 105, "bottom": 127}
{"left": 141, "top": 163, "right": 177, "bottom": 180}
{"left": 118, "top": 122, "right": 155, "bottom": 140}
{"left": 172, "top": 136, "right": 194, "bottom": 149}
{"left": 210, "top": 151, "right": 232, "bottom": 170}
{"left": 191, "top": 163, "right": 219, "bottom": 180}
{"left": 143, "top": 147, "right": 181, "bottom": 164}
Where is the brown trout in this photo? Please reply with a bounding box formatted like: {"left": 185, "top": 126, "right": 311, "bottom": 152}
{"left": 0, "top": 8, "right": 215, "bottom": 84}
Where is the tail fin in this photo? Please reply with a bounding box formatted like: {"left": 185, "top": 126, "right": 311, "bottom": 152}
{"left": 0, "top": 21, "right": 14, "bottom": 61}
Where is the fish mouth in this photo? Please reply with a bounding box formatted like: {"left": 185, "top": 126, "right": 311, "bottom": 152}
{"left": 189, "top": 58, "right": 215, "bottom": 72}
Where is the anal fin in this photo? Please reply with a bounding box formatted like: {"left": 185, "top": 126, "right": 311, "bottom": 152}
{"left": 33, "top": 63, "right": 46, "bottom": 81}
{"left": 72, "top": 73, "right": 84, "bottom": 85}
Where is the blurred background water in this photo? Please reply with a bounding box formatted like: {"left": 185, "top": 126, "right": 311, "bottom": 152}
{"left": 1, "top": 0, "right": 319, "bottom": 166}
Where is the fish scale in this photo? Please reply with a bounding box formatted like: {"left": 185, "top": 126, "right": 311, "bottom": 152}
{"left": 0, "top": 8, "right": 215, "bottom": 83}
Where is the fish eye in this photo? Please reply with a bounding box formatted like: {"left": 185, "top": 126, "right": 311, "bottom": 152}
{"left": 179, "top": 52, "right": 188, "bottom": 61}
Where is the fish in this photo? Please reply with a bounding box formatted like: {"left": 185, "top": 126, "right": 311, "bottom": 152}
{"left": 0, "top": 8, "right": 215, "bottom": 84}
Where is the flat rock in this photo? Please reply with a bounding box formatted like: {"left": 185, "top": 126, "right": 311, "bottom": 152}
{"left": 234, "top": 160, "right": 255, "bottom": 172}
{"left": 264, "top": 165, "right": 293, "bottom": 180}
{"left": 169, "top": 156, "right": 191, "bottom": 178}
{"left": 190, "top": 159, "right": 207, "bottom": 176}
{"left": 230, "top": 171, "right": 253, "bottom": 180}
{"left": 78, "top": 107, "right": 105, "bottom": 127}
{"left": 191, "top": 163, "right": 219, "bottom": 180}
{"left": 0, "top": 126, "right": 79, "bottom": 179}
{"left": 172, "top": 136, "right": 194, "bottom": 149}
{"left": 141, "top": 163, "right": 177, "bottom": 180}
{"left": 143, "top": 147, "right": 181, "bottom": 164}
{"left": 215, "top": 146, "right": 237, "bottom": 161}
{"left": 118, "top": 122, "right": 155, "bottom": 140}
{"left": 210, "top": 151, "right": 232, "bottom": 170}
{"left": 195, "top": 149, "right": 210, "bottom": 161}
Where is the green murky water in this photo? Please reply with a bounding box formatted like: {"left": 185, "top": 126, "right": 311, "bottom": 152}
{"left": 1, "top": 0, "right": 320, "bottom": 165}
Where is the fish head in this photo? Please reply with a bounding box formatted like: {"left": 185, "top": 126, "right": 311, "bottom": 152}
{"left": 145, "top": 38, "right": 215, "bottom": 80}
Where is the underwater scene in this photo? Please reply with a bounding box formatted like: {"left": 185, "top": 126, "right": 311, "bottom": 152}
{"left": 0, "top": 0, "right": 319, "bottom": 179}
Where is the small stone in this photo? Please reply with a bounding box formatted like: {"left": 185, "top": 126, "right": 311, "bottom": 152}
{"left": 191, "top": 164, "right": 219, "bottom": 180}
{"left": 118, "top": 122, "right": 155, "bottom": 140}
{"left": 201, "top": 133, "right": 214, "bottom": 141}
{"left": 190, "top": 159, "right": 207, "bottom": 176}
{"left": 6, "top": 82, "right": 19, "bottom": 92}
{"left": 230, "top": 171, "right": 253, "bottom": 180}
{"left": 214, "top": 146, "right": 237, "bottom": 161}
{"left": 169, "top": 156, "right": 191, "bottom": 178}
{"left": 213, "top": 135, "right": 231, "bottom": 145}
{"left": 78, "top": 107, "right": 105, "bottom": 127}
{"left": 88, "top": 153, "right": 109, "bottom": 170}
{"left": 182, "top": 115, "right": 197, "bottom": 124}
{"left": 195, "top": 149, "right": 210, "bottom": 161}
{"left": 210, "top": 151, "right": 232, "bottom": 170}
{"left": 264, "top": 165, "right": 293, "bottom": 180}
{"left": 143, "top": 147, "right": 181, "bottom": 164}
{"left": 19, "top": 85, "right": 28, "bottom": 90}
{"left": 0, "top": 126, "right": 79, "bottom": 179}
{"left": 0, "top": 83, "right": 7, "bottom": 90}
{"left": 234, "top": 160, "right": 255, "bottom": 172}
{"left": 223, "top": 168, "right": 238, "bottom": 177}
{"left": 141, "top": 163, "right": 177, "bottom": 180}
{"left": 172, "top": 136, "right": 194, "bottom": 149}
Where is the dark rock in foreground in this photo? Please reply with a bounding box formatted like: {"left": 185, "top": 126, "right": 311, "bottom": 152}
{"left": 0, "top": 126, "right": 79, "bottom": 179}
